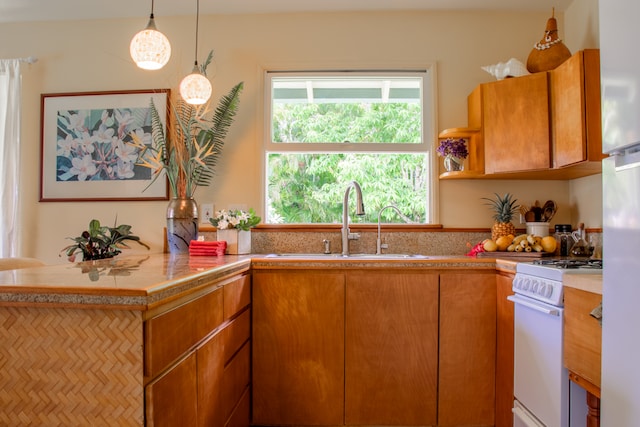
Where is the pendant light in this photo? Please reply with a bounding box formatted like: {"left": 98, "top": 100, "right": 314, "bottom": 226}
{"left": 180, "top": 0, "right": 212, "bottom": 105}
{"left": 130, "top": 0, "right": 172, "bottom": 70}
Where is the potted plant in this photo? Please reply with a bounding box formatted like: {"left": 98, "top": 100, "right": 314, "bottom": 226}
{"left": 210, "top": 208, "right": 261, "bottom": 254}
{"left": 60, "top": 219, "right": 150, "bottom": 262}
{"left": 131, "top": 52, "right": 244, "bottom": 254}
{"left": 437, "top": 137, "right": 469, "bottom": 172}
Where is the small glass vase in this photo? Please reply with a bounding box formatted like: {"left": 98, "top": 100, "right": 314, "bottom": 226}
{"left": 443, "top": 155, "right": 464, "bottom": 172}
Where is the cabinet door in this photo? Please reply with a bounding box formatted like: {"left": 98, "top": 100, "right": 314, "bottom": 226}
{"left": 197, "top": 331, "right": 225, "bottom": 427}
{"left": 252, "top": 270, "right": 345, "bottom": 426}
{"left": 564, "top": 287, "right": 602, "bottom": 391}
{"left": 345, "top": 272, "right": 438, "bottom": 426}
{"left": 146, "top": 352, "right": 198, "bottom": 427}
{"left": 483, "top": 73, "right": 551, "bottom": 174}
{"left": 496, "top": 271, "right": 515, "bottom": 427}
{"left": 439, "top": 272, "right": 496, "bottom": 427}
{"left": 145, "top": 287, "right": 224, "bottom": 378}
{"left": 551, "top": 49, "right": 602, "bottom": 168}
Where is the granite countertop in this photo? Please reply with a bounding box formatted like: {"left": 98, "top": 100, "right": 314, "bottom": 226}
{"left": 250, "top": 254, "right": 495, "bottom": 269}
{"left": 563, "top": 272, "right": 603, "bottom": 295}
{"left": 0, "top": 253, "right": 252, "bottom": 309}
{"left": 0, "top": 253, "right": 498, "bottom": 309}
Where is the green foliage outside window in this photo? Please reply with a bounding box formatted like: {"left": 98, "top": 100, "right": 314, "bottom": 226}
{"left": 267, "top": 102, "right": 428, "bottom": 224}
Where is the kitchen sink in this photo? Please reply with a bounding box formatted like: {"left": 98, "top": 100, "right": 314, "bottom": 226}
{"left": 263, "top": 253, "right": 430, "bottom": 260}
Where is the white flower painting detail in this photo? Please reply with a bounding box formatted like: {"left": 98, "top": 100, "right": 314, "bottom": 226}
{"left": 55, "top": 106, "right": 153, "bottom": 182}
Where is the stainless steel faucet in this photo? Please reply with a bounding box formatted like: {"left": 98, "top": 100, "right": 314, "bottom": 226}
{"left": 341, "top": 181, "right": 365, "bottom": 256}
{"left": 376, "top": 204, "right": 414, "bottom": 255}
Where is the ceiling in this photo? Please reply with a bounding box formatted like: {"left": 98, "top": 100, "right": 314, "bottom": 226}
{"left": 0, "top": 0, "right": 573, "bottom": 23}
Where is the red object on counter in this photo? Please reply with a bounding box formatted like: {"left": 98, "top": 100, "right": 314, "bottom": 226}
{"left": 189, "top": 240, "right": 227, "bottom": 256}
{"left": 465, "top": 241, "right": 486, "bottom": 257}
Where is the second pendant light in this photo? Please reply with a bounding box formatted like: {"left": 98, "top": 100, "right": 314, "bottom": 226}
{"left": 180, "top": 0, "right": 212, "bottom": 105}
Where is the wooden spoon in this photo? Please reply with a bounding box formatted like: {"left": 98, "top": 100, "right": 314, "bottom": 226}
{"left": 542, "top": 200, "right": 557, "bottom": 222}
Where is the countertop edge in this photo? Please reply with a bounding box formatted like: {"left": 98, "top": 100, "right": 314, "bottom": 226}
{"left": 563, "top": 273, "right": 603, "bottom": 295}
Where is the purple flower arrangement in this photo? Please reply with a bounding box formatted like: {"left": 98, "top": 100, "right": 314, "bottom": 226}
{"left": 437, "top": 138, "right": 469, "bottom": 159}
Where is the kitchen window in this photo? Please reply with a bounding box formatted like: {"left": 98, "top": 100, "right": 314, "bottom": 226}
{"left": 264, "top": 69, "right": 436, "bottom": 224}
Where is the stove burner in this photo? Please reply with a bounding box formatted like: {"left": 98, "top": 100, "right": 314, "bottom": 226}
{"left": 533, "top": 258, "right": 603, "bottom": 269}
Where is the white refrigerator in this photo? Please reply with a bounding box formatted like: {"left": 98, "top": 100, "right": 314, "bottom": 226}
{"left": 600, "top": 0, "right": 640, "bottom": 425}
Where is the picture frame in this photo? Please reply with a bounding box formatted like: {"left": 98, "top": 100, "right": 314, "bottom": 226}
{"left": 40, "top": 89, "right": 170, "bottom": 202}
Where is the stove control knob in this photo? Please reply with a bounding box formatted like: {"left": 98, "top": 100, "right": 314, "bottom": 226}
{"left": 531, "top": 280, "right": 539, "bottom": 293}
{"left": 540, "top": 284, "right": 548, "bottom": 297}
{"left": 523, "top": 279, "right": 530, "bottom": 291}
{"left": 545, "top": 285, "right": 553, "bottom": 298}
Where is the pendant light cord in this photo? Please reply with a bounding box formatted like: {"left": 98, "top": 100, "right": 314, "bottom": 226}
{"left": 150, "top": 0, "right": 155, "bottom": 19}
{"left": 193, "top": 0, "right": 200, "bottom": 68}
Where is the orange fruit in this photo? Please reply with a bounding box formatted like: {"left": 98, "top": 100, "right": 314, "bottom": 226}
{"left": 541, "top": 236, "right": 557, "bottom": 253}
{"left": 483, "top": 239, "right": 498, "bottom": 252}
{"left": 496, "top": 236, "right": 512, "bottom": 251}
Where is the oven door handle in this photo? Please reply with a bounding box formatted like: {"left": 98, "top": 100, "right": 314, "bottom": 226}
{"left": 507, "top": 294, "right": 560, "bottom": 316}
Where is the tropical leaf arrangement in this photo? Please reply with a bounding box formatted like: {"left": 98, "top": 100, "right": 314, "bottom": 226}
{"left": 132, "top": 54, "right": 243, "bottom": 198}
{"left": 60, "top": 219, "right": 150, "bottom": 262}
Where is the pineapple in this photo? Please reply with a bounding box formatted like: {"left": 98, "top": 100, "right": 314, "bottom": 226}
{"left": 483, "top": 193, "right": 519, "bottom": 241}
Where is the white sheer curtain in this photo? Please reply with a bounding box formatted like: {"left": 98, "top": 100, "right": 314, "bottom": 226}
{"left": 0, "top": 59, "right": 23, "bottom": 258}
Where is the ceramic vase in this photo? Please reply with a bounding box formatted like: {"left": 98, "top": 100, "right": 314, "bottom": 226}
{"left": 166, "top": 197, "right": 199, "bottom": 254}
{"left": 216, "top": 229, "right": 251, "bottom": 254}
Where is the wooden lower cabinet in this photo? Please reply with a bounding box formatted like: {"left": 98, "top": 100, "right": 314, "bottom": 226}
{"left": 252, "top": 270, "right": 346, "bottom": 425}
{"left": 145, "top": 273, "right": 251, "bottom": 427}
{"left": 253, "top": 268, "right": 498, "bottom": 427}
{"left": 439, "top": 272, "right": 496, "bottom": 427}
{"left": 345, "top": 272, "right": 439, "bottom": 426}
{"left": 564, "top": 286, "right": 603, "bottom": 427}
{"left": 146, "top": 352, "right": 199, "bottom": 427}
{"left": 495, "top": 270, "right": 515, "bottom": 427}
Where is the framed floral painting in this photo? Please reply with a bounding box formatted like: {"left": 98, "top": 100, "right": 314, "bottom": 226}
{"left": 40, "top": 89, "right": 170, "bottom": 202}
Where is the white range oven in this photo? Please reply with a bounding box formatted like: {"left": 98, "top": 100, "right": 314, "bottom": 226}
{"left": 508, "top": 259, "right": 602, "bottom": 427}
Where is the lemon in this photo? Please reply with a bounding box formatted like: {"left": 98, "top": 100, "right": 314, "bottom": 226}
{"left": 541, "top": 236, "right": 557, "bottom": 253}
{"left": 483, "top": 239, "right": 498, "bottom": 252}
{"left": 496, "top": 236, "right": 512, "bottom": 251}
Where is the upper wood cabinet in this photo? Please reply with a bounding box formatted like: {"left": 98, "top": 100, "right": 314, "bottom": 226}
{"left": 440, "top": 49, "right": 603, "bottom": 180}
{"left": 480, "top": 72, "right": 552, "bottom": 174}
{"left": 550, "top": 49, "right": 605, "bottom": 169}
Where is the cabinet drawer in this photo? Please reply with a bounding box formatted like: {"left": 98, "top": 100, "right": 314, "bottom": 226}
{"left": 223, "top": 341, "right": 251, "bottom": 421}
{"left": 145, "top": 287, "right": 224, "bottom": 377}
{"left": 564, "top": 287, "right": 602, "bottom": 390}
{"left": 226, "top": 387, "right": 250, "bottom": 427}
{"left": 145, "top": 352, "right": 198, "bottom": 427}
{"left": 224, "top": 274, "right": 251, "bottom": 320}
{"left": 224, "top": 308, "right": 250, "bottom": 363}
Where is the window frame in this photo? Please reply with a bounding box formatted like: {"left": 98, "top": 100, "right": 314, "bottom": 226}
{"left": 261, "top": 65, "right": 439, "bottom": 224}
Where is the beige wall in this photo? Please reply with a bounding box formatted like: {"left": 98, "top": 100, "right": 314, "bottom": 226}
{"left": 565, "top": 0, "right": 603, "bottom": 229}
{"left": 0, "top": 3, "right": 601, "bottom": 264}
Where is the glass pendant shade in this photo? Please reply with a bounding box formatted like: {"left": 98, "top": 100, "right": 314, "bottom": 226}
{"left": 180, "top": 67, "right": 212, "bottom": 105}
{"left": 130, "top": 17, "right": 171, "bottom": 70}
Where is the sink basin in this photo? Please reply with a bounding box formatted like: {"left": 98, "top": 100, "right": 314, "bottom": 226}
{"left": 263, "top": 253, "right": 429, "bottom": 260}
